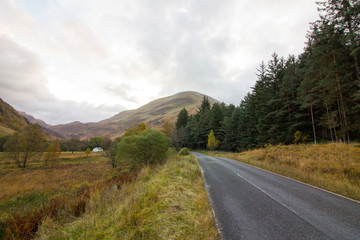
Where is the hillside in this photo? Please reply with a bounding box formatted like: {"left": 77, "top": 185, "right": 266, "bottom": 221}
{"left": 0, "top": 98, "right": 29, "bottom": 135}
{"left": 18, "top": 111, "right": 52, "bottom": 129}
{"left": 50, "top": 91, "right": 218, "bottom": 139}
{"left": 18, "top": 111, "right": 63, "bottom": 139}
{"left": 0, "top": 98, "right": 62, "bottom": 139}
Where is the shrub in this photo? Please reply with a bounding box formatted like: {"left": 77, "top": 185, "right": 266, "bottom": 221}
{"left": 85, "top": 148, "right": 91, "bottom": 157}
{"left": 207, "top": 130, "right": 220, "bottom": 151}
{"left": 116, "top": 129, "right": 170, "bottom": 168}
{"left": 44, "top": 139, "right": 61, "bottom": 166}
{"left": 178, "top": 148, "right": 190, "bottom": 156}
{"left": 294, "top": 131, "right": 309, "bottom": 144}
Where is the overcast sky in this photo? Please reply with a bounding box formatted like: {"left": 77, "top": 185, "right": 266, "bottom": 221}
{"left": 0, "top": 0, "right": 319, "bottom": 125}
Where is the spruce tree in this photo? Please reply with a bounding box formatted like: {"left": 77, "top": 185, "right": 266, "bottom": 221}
{"left": 222, "top": 108, "right": 241, "bottom": 151}
{"left": 199, "top": 96, "right": 211, "bottom": 113}
{"left": 176, "top": 108, "right": 189, "bottom": 130}
{"left": 317, "top": 0, "right": 360, "bottom": 82}
{"left": 210, "top": 103, "right": 225, "bottom": 142}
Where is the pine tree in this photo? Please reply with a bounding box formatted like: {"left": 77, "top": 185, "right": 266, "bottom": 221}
{"left": 277, "top": 56, "right": 303, "bottom": 143}
{"left": 317, "top": 0, "right": 360, "bottom": 82}
{"left": 173, "top": 109, "right": 190, "bottom": 148}
{"left": 172, "top": 0, "right": 360, "bottom": 148}
{"left": 222, "top": 108, "right": 241, "bottom": 151}
{"left": 199, "top": 96, "right": 211, "bottom": 113}
{"left": 176, "top": 108, "right": 189, "bottom": 130}
{"left": 210, "top": 103, "right": 225, "bottom": 142}
{"left": 238, "top": 93, "right": 259, "bottom": 149}
{"left": 198, "top": 109, "right": 211, "bottom": 149}
{"left": 301, "top": 20, "right": 355, "bottom": 142}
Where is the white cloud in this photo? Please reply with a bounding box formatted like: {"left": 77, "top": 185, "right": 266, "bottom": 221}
{"left": 0, "top": 35, "right": 52, "bottom": 101}
{"left": 0, "top": 0, "right": 319, "bottom": 123}
{"left": 0, "top": 34, "right": 126, "bottom": 124}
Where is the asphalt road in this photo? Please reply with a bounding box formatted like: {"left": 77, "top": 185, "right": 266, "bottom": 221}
{"left": 193, "top": 152, "right": 360, "bottom": 240}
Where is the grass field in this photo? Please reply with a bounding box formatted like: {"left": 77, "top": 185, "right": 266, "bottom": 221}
{"left": 0, "top": 152, "right": 110, "bottom": 202}
{"left": 205, "top": 143, "right": 360, "bottom": 201}
{"left": 35, "top": 153, "right": 217, "bottom": 240}
{"left": 0, "top": 150, "right": 217, "bottom": 240}
{"left": 0, "top": 151, "right": 116, "bottom": 239}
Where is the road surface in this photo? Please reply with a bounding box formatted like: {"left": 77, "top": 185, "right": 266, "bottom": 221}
{"left": 193, "top": 152, "right": 360, "bottom": 240}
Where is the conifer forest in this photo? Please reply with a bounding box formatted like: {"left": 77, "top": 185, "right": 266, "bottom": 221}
{"left": 174, "top": 0, "right": 360, "bottom": 151}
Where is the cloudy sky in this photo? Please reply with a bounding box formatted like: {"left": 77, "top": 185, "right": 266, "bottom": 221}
{"left": 0, "top": 0, "right": 319, "bottom": 125}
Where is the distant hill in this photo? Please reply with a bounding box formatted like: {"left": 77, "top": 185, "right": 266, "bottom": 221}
{"left": 0, "top": 98, "right": 62, "bottom": 139}
{"left": 50, "top": 91, "right": 219, "bottom": 139}
{"left": 18, "top": 111, "right": 52, "bottom": 129}
{"left": 1, "top": 92, "right": 219, "bottom": 139}
{"left": 0, "top": 98, "right": 29, "bottom": 135}
{"left": 18, "top": 111, "right": 63, "bottom": 139}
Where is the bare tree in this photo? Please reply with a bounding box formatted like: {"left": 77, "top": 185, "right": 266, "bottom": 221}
{"left": 4, "top": 124, "right": 45, "bottom": 168}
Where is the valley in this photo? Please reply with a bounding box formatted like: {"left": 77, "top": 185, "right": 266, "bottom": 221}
{"left": 0, "top": 91, "right": 218, "bottom": 140}
{"left": 48, "top": 91, "right": 218, "bottom": 140}
{"left": 1, "top": 0, "right": 359, "bottom": 239}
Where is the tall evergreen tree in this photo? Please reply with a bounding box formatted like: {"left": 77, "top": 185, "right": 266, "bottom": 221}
{"left": 277, "top": 56, "right": 303, "bottom": 143}
{"left": 318, "top": 0, "right": 360, "bottom": 82}
{"left": 222, "top": 108, "right": 241, "bottom": 151}
{"left": 199, "top": 96, "right": 211, "bottom": 113}
{"left": 173, "top": 0, "right": 360, "bottom": 149}
{"left": 197, "top": 109, "right": 211, "bottom": 149}
{"left": 176, "top": 107, "right": 189, "bottom": 130}
{"left": 210, "top": 103, "right": 225, "bottom": 142}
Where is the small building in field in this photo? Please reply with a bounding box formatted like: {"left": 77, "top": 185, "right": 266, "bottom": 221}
{"left": 92, "top": 147, "right": 103, "bottom": 152}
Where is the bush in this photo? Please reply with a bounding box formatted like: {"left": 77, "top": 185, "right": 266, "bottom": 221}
{"left": 116, "top": 129, "right": 170, "bottom": 168}
{"left": 178, "top": 148, "right": 190, "bottom": 156}
{"left": 294, "top": 131, "right": 309, "bottom": 144}
{"left": 0, "top": 135, "right": 9, "bottom": 152}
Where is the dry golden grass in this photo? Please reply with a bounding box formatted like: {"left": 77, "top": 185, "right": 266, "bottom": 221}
{"left": 57, "top": 152, "right": 101, "bottom": 159}
{"left": 0, "top": 150, "right": 218, "bottom": 240}
{"left": 36, "top": 154, "right": 218, "bottom": 240}
{"left": 0, "top": 152, "right": 110, "bottom": 201}
{"left": 207, "top": 143, "right": 360, "bottom": 201}
{"left": 0, "top": 152, "right": 136, "bottom": 239}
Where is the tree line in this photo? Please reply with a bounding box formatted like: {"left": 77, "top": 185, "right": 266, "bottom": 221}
{"left": 0, "top": 121, "right": 171, "bottom": 169}
{"left": 174, "top": 0, "right": 360, "bottom": 151}
{"left": 0, "top": 123, "right": 116, "bottom": 168}
{"left": 60, "top": 136, "right": 112, "bottom": 153}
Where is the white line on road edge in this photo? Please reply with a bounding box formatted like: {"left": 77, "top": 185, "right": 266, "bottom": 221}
{"left": 193, "top": 153, "right": 225, "bottom": 240}
{"left": 217, "top": 156, "right": 360, "bottom": 204}
{"left": 214, "top": 157, "right": 330, "bottom": 238}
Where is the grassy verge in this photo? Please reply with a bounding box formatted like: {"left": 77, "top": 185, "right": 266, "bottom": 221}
{"left": 204, "top": 143, "right": 360, "bottom": 201}
{"left": 36, "top": 154, "right": 218, "bottom": 240}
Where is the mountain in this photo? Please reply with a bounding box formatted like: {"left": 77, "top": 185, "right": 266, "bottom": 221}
{"left": 0, "top": 98, "right": 29, "bottom": 135}
{"left": 18, "top": 111, "right": 52, "bottom": 129}
{"left": 18, "top": 111, "right": 63, "bottom": 139}
{"left": 50, "top": 91, "right": 219, "bottom": 139}
{"left": 0, "top": 98, "right": 62, "bottom": 139}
